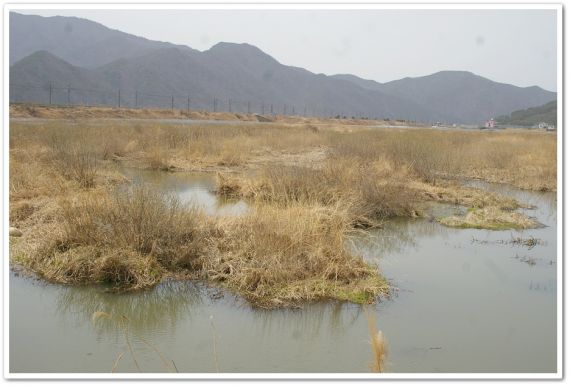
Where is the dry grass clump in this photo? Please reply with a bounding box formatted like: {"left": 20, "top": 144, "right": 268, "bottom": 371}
{"left": 49, "top": 139, "right": 98, "bottom": 188}
{"left": 147, "top": 147, "right": 171, "bottom": 171}
{"left": 201, "top": 203, "right": 388, "bottom": 307}
{"left": 215, "top": 173, "right": 243, "bottom": 198}
{"left": 10, "top": 150, "right": 68, "bottom": 201}
{"left": 14, "top": 186, "right": 206, "bottom": 290}
{"left": 439, "top": 206, "right": 539, "bottom": 230}
{"left": 221, "top": 162, "right": 420, "bottom": 227}
{"left": 409, "top": 180, "right": 520, "bottom": 210}
{"left": 10, "top": 120, "right": 328, "bottom": 172}
{"left": 12, "top": 184, "right": 387, "bottom": 307}
{"left": 328, "top": 128, "right": 556, "bottom": 191}
{"left": 461, "top": 130, "right": 557, "bottom": 191}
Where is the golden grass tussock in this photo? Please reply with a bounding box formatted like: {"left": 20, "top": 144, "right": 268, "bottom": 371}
{"left": 13, "top": 186, "right": 204, "bottom": 290}
{"left": 201, "top": 202, "right": 389, "bottom": 307}
{"left": 408, "top": 180, "right": 520, "bottom": 210}
{"left": 12, "top": 184, "right": 387, "bottom": 307}
{"left": 438, "top": 206, "right": 539, "bottom": 230}
{"left": 219, "top": 162, "right": 421, "bottom": 228}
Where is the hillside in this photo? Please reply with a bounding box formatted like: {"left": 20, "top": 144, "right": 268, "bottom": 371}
{"left": 10, "top": 12, "right": 557, "bottom": 123}
{"left": 9, "top": 12, "right": 191, "bottom": 69}
{"left": 496, "top": 100, "right": 557, "bottom": 127}
{"left": 333, "top": 71, "right": 556, "bottom": 124}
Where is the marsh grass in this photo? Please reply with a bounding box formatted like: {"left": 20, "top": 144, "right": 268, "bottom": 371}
{"left": 201, "top": 202, "right": 389, "bottom": 307}
{"left": 9, "top": 118, "right": 556, "bottom": 307}
{"left": 46, "top": 127, "right": 99, "bottom": 188}
{"left": 328, "top": 128, "right": 556, "bottom": 190}
{"left": 13, "top": 184, "right": 386, "bottom": 307}
{"left": 438, "top": 206, "right": 538, "bottom": 230}
{"left": 19, "top": 186, "right": 205, "bottom": 290}
{"left": 223, "top": 162, "right": 420, "bottom": 228}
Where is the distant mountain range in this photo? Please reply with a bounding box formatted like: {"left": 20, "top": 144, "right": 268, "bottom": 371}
{"left": 9, "top": 12, "right": 557, "bottom": 124}
{"left": 496, "top": 100, "right": 557, "bottom": 127}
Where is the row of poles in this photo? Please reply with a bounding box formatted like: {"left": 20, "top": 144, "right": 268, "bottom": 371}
{"left": 43, "top": 84, "right": 334, "bottom": 116}
{"left": 10, "top": 82, "right": 416, "bottom": 120}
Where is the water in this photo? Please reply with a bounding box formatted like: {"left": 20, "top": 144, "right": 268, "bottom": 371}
{"left": 9, "top": 172, "right": 557, "bottom": 373}
{"left": 120, "top": 168, "right": 249, "bottom": 216}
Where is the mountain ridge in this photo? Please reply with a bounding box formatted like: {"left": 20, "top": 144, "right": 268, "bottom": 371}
{"left": 10, "top": 12, "right": 557, "bottom": 123}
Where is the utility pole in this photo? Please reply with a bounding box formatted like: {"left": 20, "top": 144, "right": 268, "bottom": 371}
{"left": 135, "top": 91, "right": 138, "bottom": 108}
{"left": 262, "top": 102, "right": 265, "bottom": 115}
{"left": 49, "top": 83, "right": 52, "bottom": 105}
{"left": 118, "top": 89, "right": 121, "bottom": 108}
{"left": 292, "top": 106, "right": 295, "bottom": 116}
{"left": 187, "top": 95, "right": 191, "bottom": 113}
{"left": 270, "top": 104, "right": 273, "bottom": 115}
{"left": 213, "top": 98, "right": 217, "bottom": 112}
{"left": 283, "top": 104, "right": 286, "bottom": 115}
{"left": 171, "top": 95, "right": 174, "bottom": 110}
{"left": 228, "top": 99, "right": 232, "bottom": 112}
{"left": 247, "top": 101, "right": 251, "bottom": 114}
{"left": 67, "top": 85, "right": 71, "bottom": 105}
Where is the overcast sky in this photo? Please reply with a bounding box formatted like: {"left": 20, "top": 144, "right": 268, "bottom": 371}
{"left": 16, "top": 8, "right": 558, "bottom": 91}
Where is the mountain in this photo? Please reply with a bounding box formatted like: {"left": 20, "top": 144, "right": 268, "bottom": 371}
{"left": 333, "top": 71, "right": 556, "bottom": 124}
{"left": 9, "top": 50, "right": 111, "bottom": 105}
{"left": 9, "top": 12, "right": 191, "bottom": 69}
{"left": 10, "top": 12, "right": 557, "bottom": 123}
{"left": 496, "top": 100, "right": 557, "bottom": 127}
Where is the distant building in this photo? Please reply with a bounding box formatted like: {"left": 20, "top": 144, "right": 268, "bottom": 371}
{"left": 536, "top": 122, "right": 555, "bottom": 130}
{"left": 484, "top": 118, "right": 495, "bottom": 128}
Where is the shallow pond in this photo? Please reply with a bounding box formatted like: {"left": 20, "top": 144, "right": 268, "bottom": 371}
{"left": 9, "top": 172, "right": 557, "bottom": 373}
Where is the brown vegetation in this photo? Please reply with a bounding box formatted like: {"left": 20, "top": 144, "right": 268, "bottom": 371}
{"left": 9, "top": 115, "right": 556, "bottom": 307}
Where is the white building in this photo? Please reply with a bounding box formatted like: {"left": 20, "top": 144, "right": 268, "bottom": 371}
{"left": 484, "top": 118, "right": 495, "bottom": 128}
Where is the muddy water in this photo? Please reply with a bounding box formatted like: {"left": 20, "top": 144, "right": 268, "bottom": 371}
{"left": 9, "top": 172, "right": 557, "bottom": 373}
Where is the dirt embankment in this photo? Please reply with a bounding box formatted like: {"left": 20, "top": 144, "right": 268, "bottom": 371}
{"left": 9, "top": 103, "right": 419, "bottom": 127}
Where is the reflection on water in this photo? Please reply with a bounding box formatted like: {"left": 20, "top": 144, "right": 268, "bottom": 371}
{"left": 120, "top": 168, "right": 248, "bottom": 216}
{"left": 10, "top": 175, "right": 558, "bottom": 373}
{"left": 350, "top": 218, "right": 450, "bottom": 260}
{"left": 55, "top": 281, "right": 203, "bottom": 337}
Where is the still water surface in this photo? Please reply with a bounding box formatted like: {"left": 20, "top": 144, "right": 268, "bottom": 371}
{"left": 10, "top": 171, "right": 557, "bottom": 373}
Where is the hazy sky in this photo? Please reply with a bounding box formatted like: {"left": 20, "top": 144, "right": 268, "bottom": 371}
{"left": 16, "top": 9, "right": 558, "bottom": 91}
